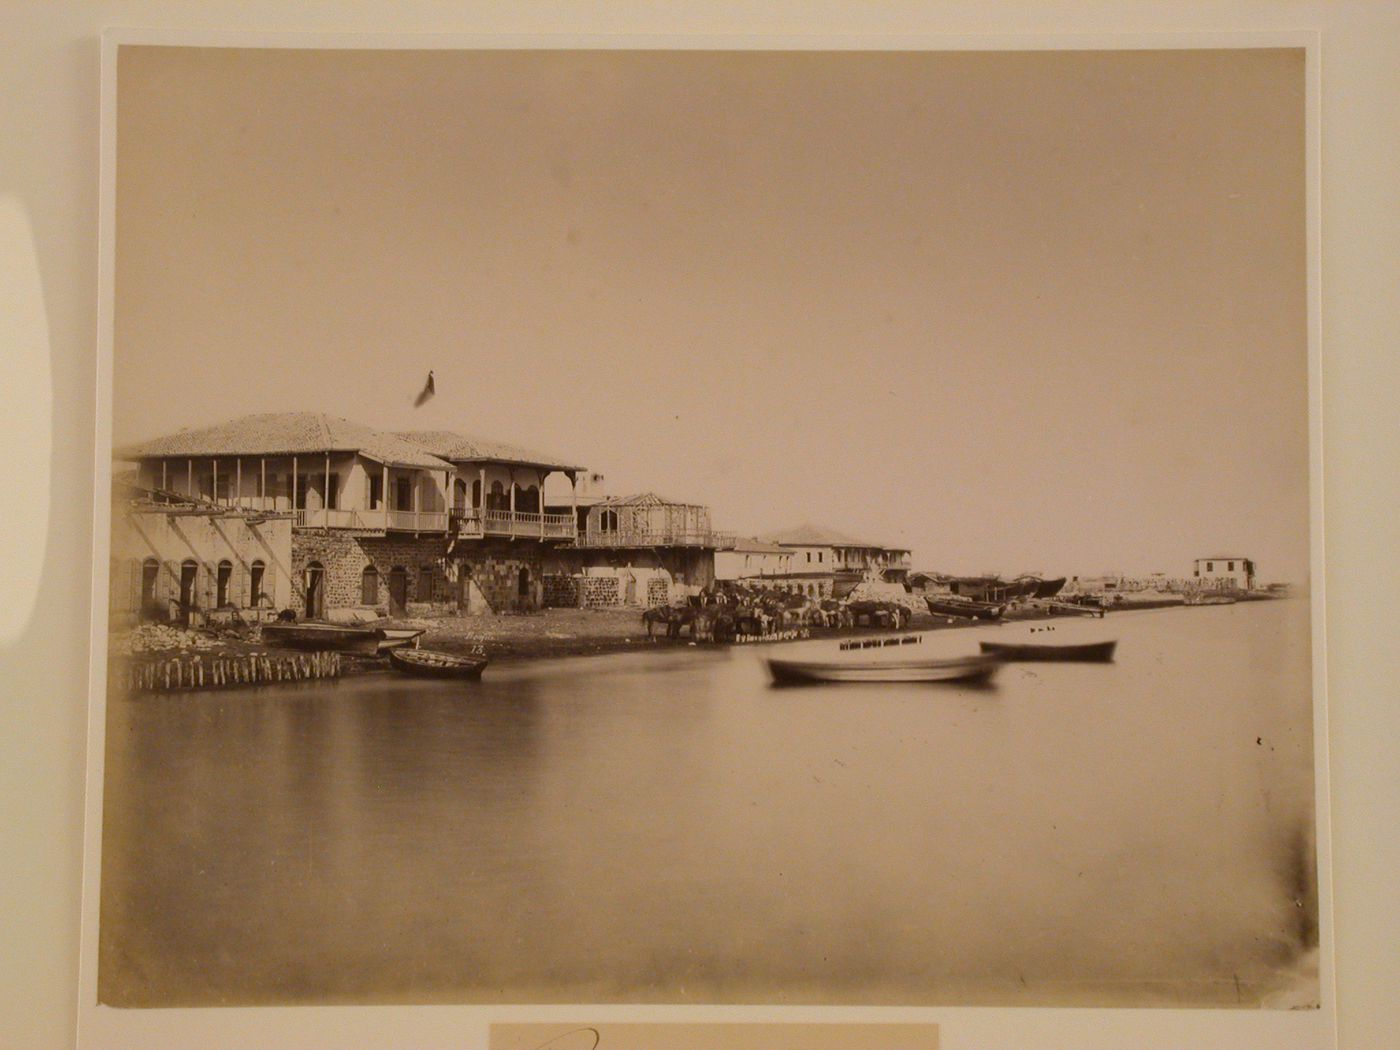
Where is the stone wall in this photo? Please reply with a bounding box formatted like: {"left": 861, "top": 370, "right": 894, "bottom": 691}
{"left": 581, "top": 575, "right": 620, "bottom": 607}
{"left": 288, "top": 532, "right": 549, "bottom": 616}
{"left": 542, "top": 574, "right": 579, "bottom": 608}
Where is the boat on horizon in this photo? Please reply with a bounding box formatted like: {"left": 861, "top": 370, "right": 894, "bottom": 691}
{"left": 979, "top": 638, "right": 1117, "bottom": 662}
{"left": 764, "top": 633, "right": 1001, "bottom": 685}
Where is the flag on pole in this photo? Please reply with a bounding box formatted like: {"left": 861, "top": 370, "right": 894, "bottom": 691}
{"left": 413, "top": 370, "right": 435, "bottom": 407}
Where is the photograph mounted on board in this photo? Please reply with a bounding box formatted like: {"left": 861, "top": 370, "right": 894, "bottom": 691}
{"left": 96, "top": 44, "right": 1319, "bottom": 1010}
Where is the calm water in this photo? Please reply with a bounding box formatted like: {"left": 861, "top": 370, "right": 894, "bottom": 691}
{"left": 99, "top": 601, "right": 1318, "bottom": 1007}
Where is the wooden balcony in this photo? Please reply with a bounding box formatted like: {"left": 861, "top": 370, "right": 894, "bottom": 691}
{"left": 290, "top": 507, "right": 448, "bottom": 533}
{"left": 451, "top": 508, "right": 577, "bottom": 541}
{"left": 574, "top": 528, "right": 735, "bottom": 549}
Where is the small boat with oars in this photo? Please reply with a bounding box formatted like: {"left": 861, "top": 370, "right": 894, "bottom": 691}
{"left": 260, "top": 620, "right": 385, "bottom": 654}
{"left": 764, "top": 633, "right": 1001, "bottom": 685}
{"left": 388, "top": 647, "right": 488, "bottom": 680}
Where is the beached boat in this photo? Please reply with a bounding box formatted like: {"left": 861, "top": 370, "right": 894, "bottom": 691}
{"left": 376, "top": 628, "right": 425, "bottom": 654}
{"left": 260, "top": 621, "right": 385, "bottom": 654}
{"left": 764, "top": 633, "right": 1001, "bottom": 685}
{"left": 979, "top": 639, "right": 1117, "bottom": 662}
{"left": 388, "top": 647, "right": 488, "bottom": 680}
{"left": 924, "top": 596, "right": 1006, "bottom": 621}
{"left": 1031, "top": 576, "right": 1068, "bottom": 599}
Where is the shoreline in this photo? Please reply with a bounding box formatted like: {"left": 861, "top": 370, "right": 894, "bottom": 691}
{"left": 110, "top": 597, "right": 1280, "bottom": 692}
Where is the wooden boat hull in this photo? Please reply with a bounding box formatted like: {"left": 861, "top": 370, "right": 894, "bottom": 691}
{"left": 979, "top": 640, "right": 1117, "bottom": 663}
{"left": 260, "top": 622, "right": 385, "bottom": 654}
{"left": 376, "top": 629, "right": 425, "bottom": 654}
{"left": 1032, "top": 577, "right": 1068, "bottom": 599}
{"left": 924, "top": 597, "right": 1005, "bottom": 621}
{"left": 388, "top": 647, "right": 488, "bottom": 680}
{"left": 765, "top": 653, "right": 1000, "bottom": 685}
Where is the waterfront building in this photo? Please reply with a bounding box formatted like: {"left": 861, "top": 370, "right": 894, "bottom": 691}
{"left": 107, "top": 473, "right": 296, "bottom": 628}
{"left": 543, "top": 492, "right": 731, "bottom": 608}
{"left": 1193, "top": 555, "right": 1256, "bottom": 591}
{"left": 397, "top": 430, "right": 585, "bottom": 612}
{"left": 117, "top": 412, "right": 589, "bottom": 618}
{"left": 757, "top": 523, "right": 914, "bottom": 596}
{"left": 713, "top": 538, "right": 797, "bottom": 586}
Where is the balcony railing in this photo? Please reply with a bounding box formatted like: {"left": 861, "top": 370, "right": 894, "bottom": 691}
{"left": 451, "top": 508, "right": 577, "bottom": 540}
{"left": 290, "top": 507, "right": 448, "bottom": 533}
{"left": 575, "top": 528, "right": 735, "bottom": 549}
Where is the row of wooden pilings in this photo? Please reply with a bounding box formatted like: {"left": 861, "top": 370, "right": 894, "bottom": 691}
{"left": 121, "top": 650, "right": 342, "bottom": 693}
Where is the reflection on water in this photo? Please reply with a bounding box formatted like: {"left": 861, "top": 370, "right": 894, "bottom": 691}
{"left": 99, "top": 601, "right": 1317, "bottom": 1007}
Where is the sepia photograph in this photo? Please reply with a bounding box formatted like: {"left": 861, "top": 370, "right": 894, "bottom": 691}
{"left": 93, "top": 41, "right": 1320, "bottom": 1017}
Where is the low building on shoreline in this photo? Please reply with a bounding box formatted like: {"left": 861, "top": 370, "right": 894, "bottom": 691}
{"left": 757, "top": 523, "right": 913, "bottom": 597}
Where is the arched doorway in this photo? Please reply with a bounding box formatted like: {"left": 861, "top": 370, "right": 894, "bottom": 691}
{"left": 517, "top": 566, "right": 531, "bottom": 607}
{"left": 140, "top": 558, "right": 159, "bottom": 620}
{"left": 388, "top": 566, "right": 408, "bottom": 615}
{"left": 305, "top": 561, "right": 325, "bottom": 618}
{"left": 178, "top": 560, "right": 198, "bottom": 625}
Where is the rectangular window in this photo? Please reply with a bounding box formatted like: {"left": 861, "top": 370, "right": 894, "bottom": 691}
{"left": 395, "top": 477, "right": 413, "bottom": 511}
{"left": 367, "top": 474, "right": 384, "bottom": 509}
{"left": 326, "top": 473, "right": 339, "bottom": 510}
{"left": 295, "top": 474, "right": 310, "bottom": 510}
{"left": 1206, "top": 562, "right": 1214, "bottom": 572}
{"left": 1227, "top": 561, "right": 1234, "bottom": 571}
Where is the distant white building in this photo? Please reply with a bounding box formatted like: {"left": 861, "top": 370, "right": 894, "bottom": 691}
{"left": 1193, "top": 555, "right": 1255, "bottom": 590}
{"left": 714, "top": 538, "right": 796, "bottom": 583}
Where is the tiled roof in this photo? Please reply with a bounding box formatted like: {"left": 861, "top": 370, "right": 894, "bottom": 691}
{"left": 728, "top": 536, "right": 791, "bottom": 554}
{"left": 397, "top": 430, "right": 583, "bottom": 472}
{"left": 595, "top": 491, "right": 705, "bottom": 508}
{"left": 758, "top": 523, "right": 881, "bottom": 549}
{"left": 116, "top": 412, "right": 453, "bottom": 470}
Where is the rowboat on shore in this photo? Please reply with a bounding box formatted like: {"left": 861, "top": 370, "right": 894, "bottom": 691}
{"left": 979, "top": 639, "right": 1117, "bottom": 663}
{"left": 764, "top": 633, "right": 1001, "bottom": 685}
{"left": 924, "top": 596, "right": 1006, "bottom": 621}
{"left": 388, "top": 648, "right": 488, "bottom": 680}
{"left": 260, "top": 621, "right": 385, "bottom": 655}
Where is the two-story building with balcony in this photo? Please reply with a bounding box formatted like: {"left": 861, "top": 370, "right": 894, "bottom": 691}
{"left": 543, "top": 492, "right": 731, "bottom": 608}
{"left": 757, "top": 524, "right": 914, "bottom": 598}
{"left": 107, "top": 471, "right": 296, "bottom": 629}
{"left": 397, "top": 430, "right": 584, "bottom": 612}
{"left": 118, "top": 412, "right": 587, "bottom": 618}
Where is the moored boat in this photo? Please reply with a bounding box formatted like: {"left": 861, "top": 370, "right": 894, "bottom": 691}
{"left": 764, "top": 633, "right": 1001, "bottom": 685}
{"left": 924, "top": 596, "right": 1005, "bottom": 621}
{"left": 260, "top": 621, "right": 385, "bottom": 654}
{"left": 388, "top": 647, "right": 488, "bottom": 680}
{"left": 979, "top": 639, "right": 1117, "bottom": 662}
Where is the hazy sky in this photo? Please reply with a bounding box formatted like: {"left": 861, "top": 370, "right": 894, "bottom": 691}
{"left": 114, "top": 46, "right": 1309, "bottom": 580}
